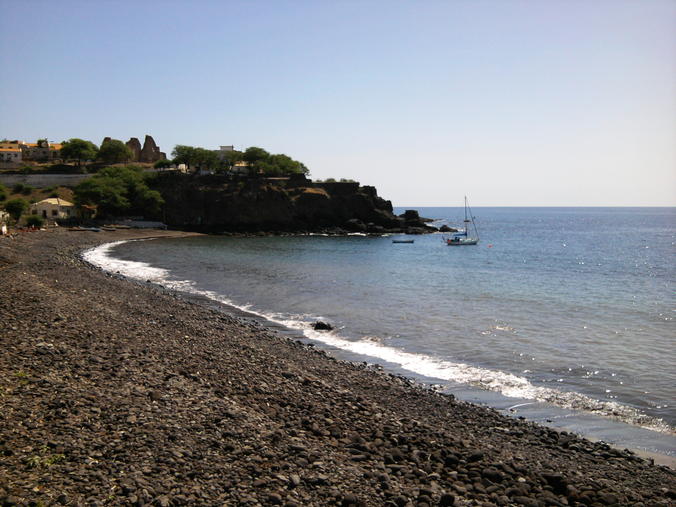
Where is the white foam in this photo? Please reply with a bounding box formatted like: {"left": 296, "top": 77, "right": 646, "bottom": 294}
{"left": 85, "top": 240, "right": 673, "bottom": 435}
{"left": 83, "top": 240, "right": 170, "bottom": 282}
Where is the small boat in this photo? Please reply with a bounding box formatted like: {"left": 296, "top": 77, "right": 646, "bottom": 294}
{"left": 392, "top": 239, "right": 414, "bottom": 244}
{"left": 446, "top": 196, "right": 479, "bottom": 246}
{"left": 69, "top": 226, "right": 101, "bottom": 232}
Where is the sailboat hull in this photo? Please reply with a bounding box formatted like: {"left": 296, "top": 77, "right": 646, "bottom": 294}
{"left": 446, "top": 238, "right": 478, "bottom": 246}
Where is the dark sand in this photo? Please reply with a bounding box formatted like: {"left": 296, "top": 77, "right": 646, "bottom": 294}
{"left": 1, "top": 228, "right": 674, "bottom": 506}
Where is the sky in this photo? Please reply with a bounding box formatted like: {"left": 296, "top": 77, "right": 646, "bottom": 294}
{"left": 1, "top": 0, "right": 674, "bottom": 206}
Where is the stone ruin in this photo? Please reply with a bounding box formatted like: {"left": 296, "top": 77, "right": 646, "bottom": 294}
{"left": 139, "top": 135, "right": 165, "bottom": 163}
{"left": 101, "top": 135, "right": 166, "bottom": 163}
{"left": 126, "top": 138, "right": 142, "bottom": 161}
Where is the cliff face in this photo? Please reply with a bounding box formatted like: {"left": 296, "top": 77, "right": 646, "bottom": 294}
{"left": 150, "top": 173, "right": 432, "bottom": 233}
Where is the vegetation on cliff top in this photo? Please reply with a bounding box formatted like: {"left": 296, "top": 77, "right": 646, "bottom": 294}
{"left": 73, "top": 166, "right": 163, "bottom": 219}
{"left": 171, "top": 144, "right": 308, "bottom": 176}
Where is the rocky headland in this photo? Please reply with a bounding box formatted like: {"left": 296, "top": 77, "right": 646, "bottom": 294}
{"left": 150, "top": 173, "right": 438, "bottom": 234}
{"left": 1, "top": 229, "right": 674, "bottom": 506}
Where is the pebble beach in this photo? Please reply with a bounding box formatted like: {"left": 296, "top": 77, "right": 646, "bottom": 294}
{"left": 1, "top": 228, "right": 674, "bottom": 506}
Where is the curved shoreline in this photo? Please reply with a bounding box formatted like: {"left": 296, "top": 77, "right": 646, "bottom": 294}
{"left": 84, "top": 236, "right": 675, "bottom": 442}
{"left": 1, "top": 228, "right": 675, "bottom": 505}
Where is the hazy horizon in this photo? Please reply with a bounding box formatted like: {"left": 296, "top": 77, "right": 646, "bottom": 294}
{"left": 1, "top": 0, "right": 674, "bottom": 207}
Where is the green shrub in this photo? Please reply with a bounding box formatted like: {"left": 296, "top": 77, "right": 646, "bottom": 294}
{"left": 0, "top": 184, "right": 6, "bottom": 202}
{"left": 154, "top": 159, "right": 172, "bottom": 169}
{"left": 4, "top": 198, "right": 29, "bottom": 221}
{"left": 25, "top": 215, "right": 44, "bottom": 228}
{"left": 12, "top": 183, "right": 33, "bottom": 195}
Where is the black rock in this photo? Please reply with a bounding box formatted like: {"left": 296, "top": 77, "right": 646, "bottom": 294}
{"left": 341, "top": 493, "right": 359, "bottom": 506}
{"left": 312, "top": 321, "right": 333, "bottom": 331}
{"left": 439, "top": 493, "right": 455, "bottom": 506}
{"left": 344, "top": 219, "right": 367, "bottom": 232}
{"left": 543, "top": 473, "right": 568, "bottom": 495}
{"left": 439, "top": 225, "right": 458, "bottom": 233}
{"left": 399, "top": 210, "right": 420, "bottom": 221}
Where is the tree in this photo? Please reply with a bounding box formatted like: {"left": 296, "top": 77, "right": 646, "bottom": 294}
{"left": 74, "top": 177, "right": 129, "bottom": 218}
{"left": 171, "top": 145, "right": 220, "bottom": 172}
{"left": 193, "top": 148, "right": 219, "bottom": 171}
{"left": 171, "top": 145, "right": 197, "bottom": 170}
{"left": 0, "top": 184, "right": 7, "bottom": 202}
{"left": 60, "top": 138, "right": 98, "bottom": 167}
{"left": 4, "top": 198, "right": 29, "bottom": 222}
{"left": 154, "top": 159, "right": 172, "bottom": 169}
{"left": 74, "top": 165, "right": 164, "bottom": 218}
{"left": 242, "top": 146, "right": 270, "bottom": 167}
{"left": 217, "top": 149, "right": 243, "bottom": 172}
{"left": 268, "top": 154, "right": 309, "bottom": 176}
{"left": 98, "top": 139, "right": 133, "bottom": 164}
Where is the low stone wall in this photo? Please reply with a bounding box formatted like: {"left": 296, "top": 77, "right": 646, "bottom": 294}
{"left": 0, "top": 173, "right": 92, "bottom": 188}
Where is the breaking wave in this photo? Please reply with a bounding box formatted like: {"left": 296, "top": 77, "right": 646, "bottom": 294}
{"left": 84, "top": 240, "right": 673, "bottom": 435}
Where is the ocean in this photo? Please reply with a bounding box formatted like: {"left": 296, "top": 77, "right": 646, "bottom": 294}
{"left": 84, "top": 207, "right": 676, "bottom": 457}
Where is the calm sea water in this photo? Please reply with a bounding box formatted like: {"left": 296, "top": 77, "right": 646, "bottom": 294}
{"left": 85, "top": 207, "right": 676, "bottom": 455}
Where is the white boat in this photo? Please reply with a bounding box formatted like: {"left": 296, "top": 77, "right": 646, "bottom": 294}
{"left": 446, "top": 196, "right": 479, "bottom": 246}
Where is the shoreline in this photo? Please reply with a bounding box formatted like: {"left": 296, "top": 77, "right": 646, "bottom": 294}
{"left": 1, "top": 228, "right": 675, "bottom": 505}
{"left": 85, "top": 234, "right": 676, "bottom": 454}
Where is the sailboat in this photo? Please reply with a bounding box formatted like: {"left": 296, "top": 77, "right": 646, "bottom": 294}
{"left": 446, "top": 196, "right": 479, "bottom": 246}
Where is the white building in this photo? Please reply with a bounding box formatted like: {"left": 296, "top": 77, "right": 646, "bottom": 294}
{"left": 0, "top": 140, "right": 61, "bottom": 162}
{"left": 0, "top": 148, "right": 22, "bottom": 163}
{"left": 22, "top": 140, "right": 62, "bottom": 161}
{"left": 30, "top": 198, "right": 75, "bottom": 220}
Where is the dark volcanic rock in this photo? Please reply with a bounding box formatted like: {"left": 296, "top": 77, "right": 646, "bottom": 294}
{"left": 438, "top": 225, "right": 458, "bottom": 233}
{"left": 151, "top": 174, "right": 407, "bottom": 233}
{"left": 0, "top": 229, "right": 674, "bottom": 507}
{"left": 312, "top": 321, "right": 334, "bottom": 331}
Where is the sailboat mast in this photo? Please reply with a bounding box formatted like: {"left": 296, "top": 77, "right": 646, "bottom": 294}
{"left": 463, "top": 195, "right": 470, "bottom": 236}
{"left": 466, "top": 198, "right": 478, "bottom": 240}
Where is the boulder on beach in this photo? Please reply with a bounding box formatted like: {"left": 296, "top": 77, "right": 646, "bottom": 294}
{"left": 312, "top": 321, "right": 333, "bottom": 331}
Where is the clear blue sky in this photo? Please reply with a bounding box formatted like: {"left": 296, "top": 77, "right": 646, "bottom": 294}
{"left": 1, "top": 0, "right": 674, "bottom": 206}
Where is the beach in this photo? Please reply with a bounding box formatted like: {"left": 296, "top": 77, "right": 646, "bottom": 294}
{"left": 1, "top": 228, "right": 674, "bottom": 506}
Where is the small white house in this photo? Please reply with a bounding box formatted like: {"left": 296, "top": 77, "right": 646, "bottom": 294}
{"left": 30, "top": 198, "right": 75, "bottom": 220}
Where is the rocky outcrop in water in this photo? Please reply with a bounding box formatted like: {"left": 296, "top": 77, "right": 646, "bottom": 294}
{"left": 150, "top": 173, "right": 436, "bottom": 234}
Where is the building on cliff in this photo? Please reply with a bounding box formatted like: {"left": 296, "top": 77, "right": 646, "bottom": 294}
{"left": 0, "top": 140, "right": 61, "bottom": 163}
{"left": 0, "top": 145, "right": 22, "bottom": 163}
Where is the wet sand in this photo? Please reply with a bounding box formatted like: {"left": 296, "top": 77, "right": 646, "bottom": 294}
{"left": 1, "top": 228, "right": 674, "bottom": 506}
